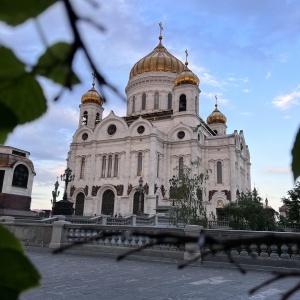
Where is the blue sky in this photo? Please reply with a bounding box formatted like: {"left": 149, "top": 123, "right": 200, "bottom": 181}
{"left": 2, "top": 0, "right": 300, "bottom": 211}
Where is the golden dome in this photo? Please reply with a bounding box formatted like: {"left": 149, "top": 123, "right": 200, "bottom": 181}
{"left": 81, "top": 84, "right": 103, "bottom": 106}
{"left": 129, "top": 40, "right": 185, "bottom": 79}
{"left": 207, "top": 104, "right": 227, "bottom": 124}
{"left": 174, "top": 64, "right": 199, "bottom": 87}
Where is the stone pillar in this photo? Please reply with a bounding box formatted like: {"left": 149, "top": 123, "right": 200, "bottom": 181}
{"left": 229, "top": 146, "right": 236, "bottom": 202}
{"left": 131, "top": 215, "right": 136, "bottom": 226}
{"left": 184, "top": 225, "right": 202, "bottom": 261}
{"left": 148, "top": 136, "right": 156, "bottom": 195}
{"left": 49, "top": 216, "right": 71, "bottom": 249}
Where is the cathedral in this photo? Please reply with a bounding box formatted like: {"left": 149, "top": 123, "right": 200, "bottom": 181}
{"left": 66, "top": 27, "right": 251, "bottom": 220}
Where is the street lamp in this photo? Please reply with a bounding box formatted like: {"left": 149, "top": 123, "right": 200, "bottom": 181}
{"left": 51, "top": 178, "right": 60, "bottom": 215}
{"left": 169, "top": 175, "right": 179, "bottom": 206}
{"left": 60, "top": 167, "right": 75, "bottom": 201}
{"left": 136, "top": 177, "right": 144, "bottom": 216}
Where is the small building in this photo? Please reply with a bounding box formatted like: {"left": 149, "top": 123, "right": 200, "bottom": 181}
{"left": 0, "top": 145, "right": 35, "bottom": 216}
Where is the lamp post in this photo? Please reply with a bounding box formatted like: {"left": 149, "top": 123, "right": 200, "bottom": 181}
{"left": 136, "top": 177, "right": 144, "bottom": 216}
{"left": 51, "top": 178, "right": 60, "bottom": 215}
{"left": 169, "top": 175, "right": 179, "bottom": 206}
{"left": 61, "top": 167, "right": 75, "bottom": 201}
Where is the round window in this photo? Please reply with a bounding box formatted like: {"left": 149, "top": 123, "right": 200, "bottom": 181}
{"left": 137, "top": 126, "right": 145, "bottom": 134}
{"left": 107, "top": 124, "right": 117, "bottom": 135}
{"left": 177, "top": 131, "right": 185, "bottom": 139}
{"left": 82, "top": 133, "right": 88, "bottom": 140}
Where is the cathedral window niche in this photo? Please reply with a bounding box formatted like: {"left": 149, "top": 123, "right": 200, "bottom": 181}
{"left": 179, "top": 94, "right": 186, "bottom": 111}
{"left": 132, "top": 96, "right": 136, "bottom": 113}
{"left": 101, "top": 156, "right": 106, "bottom": 178}
{"left": 80, "top": 157, "right": 85, "bottom": 179}
{"left": 114, "top": 155, "right": 119, "bottom": 177}
{"left": 82, "top": 111, "right": 88, "bottom": 125}
{"left": 217, "top": 161, "right": 222, "bottom": 183}
{"left": 154, "top": 92, "right": 159, "bottom": 109}
{"left": 95, "top": 113, "right": 100, "bottom": 125}
{"left": 168, "top": 93, "right": 172, "bottom": 109}
{"left": 137, "top": 152, "right": 143, "bottom": 176}
{"left": 12, "top": 164, "right": 29, "bottom": 188}
{"left": 107, "top": 155, "right": 112, "bottom": 177}
{"left": 195, "top": 96, "right": 198, "bottom": 113}
{"left": 157, "top": 155, "right": 160, "bottom": 178}
{"left": 142, "top": 93, "right": 146, "bottom": 110}
{"left": 178, "top": 157, "right": 184, "bottom": 178}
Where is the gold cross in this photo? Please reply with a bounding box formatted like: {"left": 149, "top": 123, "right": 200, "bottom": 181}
{"left": 159, "top": 22, "right": 163, "bottom": 36}
{"left": 92, "top": 71, "right": 96, "bottom": 87}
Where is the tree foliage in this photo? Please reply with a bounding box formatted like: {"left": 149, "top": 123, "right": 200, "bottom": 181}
{"left": 281, "top": 181, "right": 300, "bottom": 224}
{"left": 169, "top": 161, "right": 208, "bottom": 226}
{"left": 223, "top": 189, "right": 278, "bottom": 231}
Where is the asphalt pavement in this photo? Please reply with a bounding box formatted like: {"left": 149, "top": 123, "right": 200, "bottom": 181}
{"left": 20, "top": 247, "right": 300, "bottom": 300}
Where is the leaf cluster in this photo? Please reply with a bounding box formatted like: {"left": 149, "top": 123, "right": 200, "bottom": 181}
{"left": 281, "top": 181, "right": 300, "bottom": 224}
{"left": 223, "top": 190, "right": 278, "bottom": 231}
{"left": 0, "top": 225, "right": 40, "bottom": 299}
{"left": 169, "top": 161, "right": 208, "bottom": 226}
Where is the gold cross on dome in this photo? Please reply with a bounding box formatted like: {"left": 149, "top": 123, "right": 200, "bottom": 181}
{"left": 185, "top": 49, "right": 188, "bottom": 65}
{"left": 92, "top": 71, "right": 96, "bottom": 88}
{"left": 159, "top": 22, "right": 163, "bottom": 35}
{"left": 215, "top": 95, "right": 218, "bottom": 107}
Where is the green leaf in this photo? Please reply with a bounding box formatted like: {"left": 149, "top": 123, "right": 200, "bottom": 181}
{"left": 0, "top": 226, "right": 40, "bottom": 299}
{"left": 34, "top": 42, "right": 80, "bottom": 87}
{"left": 0, "top": 249, "right": 40, "bottom": 299}
{"left": 0, "top": 47, "right": 47, "bottom": 143}
{"left": 0, "top": 0, "right": 58, "bottom": 26}
{"left": 292, "top": 127, "right": 300, "bottom": 181}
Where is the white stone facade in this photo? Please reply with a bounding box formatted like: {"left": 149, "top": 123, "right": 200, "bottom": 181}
{"left": 66, "top": 40, "right": 251, "bottom": 220}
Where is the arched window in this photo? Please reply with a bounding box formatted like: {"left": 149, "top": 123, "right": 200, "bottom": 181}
{"left": 80, "top": 157, "right": 85, "bottom": 179}
{"left": 195, "top": 96, "right": 198, "bottom": 113}
{"left": 154, "top": 92, "right": 159, "bottom": 109}
{"left": 114, "top": 155, "right": 119, "bottom": 177}
{"left": 75, "top": 193, "right": 85, "bottom": 216}
{"left": 12, "top": 164, "right": 29, "bottom": 188}
{"left": 101, "top": 156, "right": 106, "bottom": 178}
{"left": 179, "top": 94, "right": 186, "bottom": 111}
{"left": 102, "top": 189, "right": 115, "bottom": 216}
{"left": 95, "top": 113, "right": 100, "bottom": 125}
{"left": 137, "top": 152, "right": 143, "bottom": 176}
{"left": 82, "top": 111, "right": 88, "bottom": 125}
{"left": 132, "top": 96, "right": 136, "bottom": 113}
{"left": 107, "top": 155, "right": 112, "bottom": 177}
{"left": 168, "top": 93, "right": 172, "bottom": 109}
{"left": 142, "top": 93, "right": 146, "bottom": 110}
{"left": 217, "top": 161, "right": 222, "bottom": 183}
{"left": 179, "top": 157, "right": 184, "bottom": 178}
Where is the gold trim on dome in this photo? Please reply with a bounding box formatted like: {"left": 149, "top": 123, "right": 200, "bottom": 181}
{"left": 174, "top": 68, "right": 199, "bottom": 87}
{"left": 207, "top": 104, "right": 227, "bottom": 124}
{"left": 81, "top": 87, "right": 103, "bottom": 106}
{"left": 129, "top": 43, "right": 185, "bottom": 79}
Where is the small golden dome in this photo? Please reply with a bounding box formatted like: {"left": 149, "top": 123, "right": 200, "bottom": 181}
{"left": 174, "top": 66, "right": 199, "bottom": 87}
{"left": 207, "top": 104, "right": 227, "bottom": 124}
{"left": 129, "top": 42, "right": 185, "bottom": 79}
{"left": 81, "top": 84, "right": 103, "bottom": 106}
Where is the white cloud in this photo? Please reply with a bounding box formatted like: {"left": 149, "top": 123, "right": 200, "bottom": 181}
{"left": 272, "top": 85, "right": 300, "bottom": 110}
{"left": 240, "top": 112, "right": 252, "bottom": 116}
{"left": 242, "top": 89, "right": 251, "bottom": 93}
{"left": 263, "top": 167, "right": 291, "bottom": 174}
{"left": 279, "top": 53, "right": 289, "bottom": 63}
{"left": 283, "top": 115, "right": 291, "bottom": 119}
{"left": 265, "top": 71, "right": 271, "bottom": 79}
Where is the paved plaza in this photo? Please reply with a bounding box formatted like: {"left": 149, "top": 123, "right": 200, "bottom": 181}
{"left": 21, "top": 247, "right": 300, "bottom": 300}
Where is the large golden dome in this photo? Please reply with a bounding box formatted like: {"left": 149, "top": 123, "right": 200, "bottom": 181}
{"left": 207, "top": 104, "right": 227, "bottom": 124}
{"left": 129, "top": 38, "right": 185, "bottom": 79}
{"left": 81, "top": 84, "right": 103, "bottom": 106}
{"left": 174, "top": 63, "right": 199, "bottom": 87}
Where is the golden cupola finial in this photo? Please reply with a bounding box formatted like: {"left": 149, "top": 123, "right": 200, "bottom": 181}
{"left": 207, "top": 95, "right": 227, "bottom": 124}
{"left": 174, "top": 49, "right": 199, "bottom": 87}
{"left": 159, "top": 21, "right": 163, "bottom": 43}
{"left": 81, "top": 72, "right": 104, "bottom": 106}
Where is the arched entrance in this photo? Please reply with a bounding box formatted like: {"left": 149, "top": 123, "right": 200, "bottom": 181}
{"left": 101, "top": 189, "right": 115, "bottom": 216}
{"left": 75, "top": 192, "right": 85, "bottom": 216}
{"left": 133, "top": 191, "right": 144, "bottom": 215}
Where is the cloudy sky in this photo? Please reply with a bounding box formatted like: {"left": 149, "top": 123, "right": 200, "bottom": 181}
{"left": 2, "top": 0, "right": 300, "bottom": 211}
